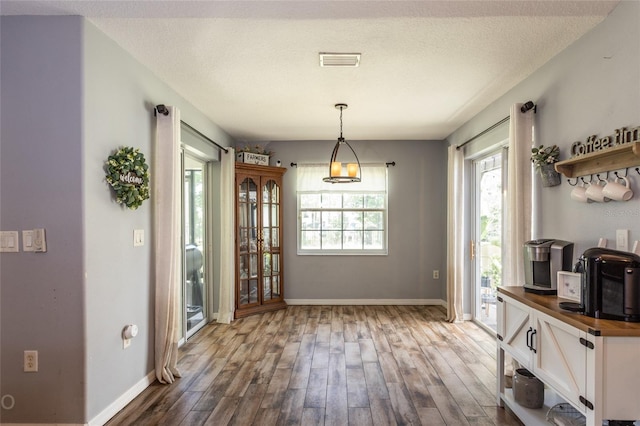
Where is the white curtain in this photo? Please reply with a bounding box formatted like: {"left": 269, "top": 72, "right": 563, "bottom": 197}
{"left": 505, "top": 103, "right": 535, "bottom": 287}
{"left": 154, "top": 106, "right": 182, "bottom": 384}
{"left": 217, "top": 147, "right": 235, "bottom": 324}
{"left": 446, "top": 145, "right": 465, "bottom": 322}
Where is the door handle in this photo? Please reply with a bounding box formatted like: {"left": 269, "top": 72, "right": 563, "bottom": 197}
{"left": 530, "top": 329, "right": 537, "bottom": 353}
{"left": 526, "top": 327, "right": 532, "bottom": 350}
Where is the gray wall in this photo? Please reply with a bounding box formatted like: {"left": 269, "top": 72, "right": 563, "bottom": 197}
{"left": 448, "top": 1, "right": 640, "bottom": 301}
{"left": 1, "top": 16, "right": 233, "bottom": 424}
{"left": 1, "top": 16, "right": 86, "bottom": 423}
{"left": 83, "top": 19, "right": 233, "bottom": 422}
{"left": 268, "top": 139, "right": 448, "bottom": 301}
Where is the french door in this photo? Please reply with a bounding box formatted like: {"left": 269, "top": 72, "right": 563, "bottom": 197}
{"left": 473, "top": 148, "right": 507, "bottom": 331}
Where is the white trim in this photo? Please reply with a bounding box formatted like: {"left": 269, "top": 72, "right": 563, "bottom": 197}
{"left": 88, "top": 371, "right": 155, "bottom": 426}
{"left": 285, "top": 298, "right": 446, "bottom": 306}
{"left": 463, "top": 313, "right": 473, "bottom": 321}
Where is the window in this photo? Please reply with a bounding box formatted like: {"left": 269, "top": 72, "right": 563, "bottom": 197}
{"left": 297, "top": 164, "right": 388, "bottom": 255}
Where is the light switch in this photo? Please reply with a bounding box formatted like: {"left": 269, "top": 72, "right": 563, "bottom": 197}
{"left": 23, "top": 230, "right": 35, "bottom": 252}
{"left": 133, "top": 229, "right": 144, "bottom": 247}
{"left": 0, "top": 231, "right": 19, "bottom": 252}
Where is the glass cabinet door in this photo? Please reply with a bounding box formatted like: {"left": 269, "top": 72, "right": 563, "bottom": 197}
{"left": 261, "top": 179, "right": 282, "bottom": 302}
{"left": 237, "top": 176, "right": 259, "bottom": 307}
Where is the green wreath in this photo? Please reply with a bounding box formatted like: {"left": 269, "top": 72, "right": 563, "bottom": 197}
{"left": 105, "top": 146, "right": 150, "bottom": 210}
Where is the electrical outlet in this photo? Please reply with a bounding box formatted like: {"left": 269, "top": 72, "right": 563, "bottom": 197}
{"left": 617, "top": 229, "right": 629, "bottom": 251}
{"left": 24, "top": 350, "right": 38, "bottom": 372}
{"left": 433, "top": 270, "right": 439, "bottom": 279}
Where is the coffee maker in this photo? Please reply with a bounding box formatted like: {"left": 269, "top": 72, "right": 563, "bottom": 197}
{"left": 523, "top": 239, "right": 574, "bottom": 294}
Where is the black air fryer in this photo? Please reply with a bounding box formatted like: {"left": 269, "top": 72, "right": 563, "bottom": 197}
{"left": 580, "top": 247, "right": 640, "bottom": 322}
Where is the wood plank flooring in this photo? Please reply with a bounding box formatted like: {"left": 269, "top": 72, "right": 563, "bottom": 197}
{"left": 106, "top": 305, "right": 522, "bottom": 426}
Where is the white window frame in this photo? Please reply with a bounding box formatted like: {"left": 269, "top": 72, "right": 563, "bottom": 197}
{"left": 296, "top": 164, "right": 388, "bottom": 255}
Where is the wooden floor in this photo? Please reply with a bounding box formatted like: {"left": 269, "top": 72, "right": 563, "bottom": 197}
{"left": 106, "top": 305, "right": 522, "bottom": 425}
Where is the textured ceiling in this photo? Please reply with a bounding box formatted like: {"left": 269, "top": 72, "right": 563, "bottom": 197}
{"left": 1, "top": 1, "right": 619, "bottom": 142}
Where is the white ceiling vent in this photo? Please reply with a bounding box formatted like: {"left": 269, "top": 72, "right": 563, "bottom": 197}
{"left": 319, "top": 53, "right": 361, "bottom": 67}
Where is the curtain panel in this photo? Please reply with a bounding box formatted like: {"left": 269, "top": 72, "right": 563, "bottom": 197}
{"left": 446, "top": 145, "right": 465, "bottom": 322}
{"left": 505, "top": 103, "right": 534, "bottom": 287}
{"left": 217, "top": 148, "right": 236, "bottom": 324}
{"left": 154, "top": 105, "right": 182, "bottom": 384}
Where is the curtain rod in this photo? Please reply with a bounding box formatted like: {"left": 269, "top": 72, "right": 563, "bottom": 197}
{"left": 456, "top": 116, "right": 509, "bottom": 151}
{"left": 290, "top": 162, "right": 396, "bottom": 168}
{"left": 155, "top": 104, "right": 229, "bottom": 154}
{"left": 180, "top": 120, "right": 229, "bottom": 154}
{"left": 455, "top": 100, "right": 536, "bottom": 151}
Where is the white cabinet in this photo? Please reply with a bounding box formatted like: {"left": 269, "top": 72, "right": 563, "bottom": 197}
{"left": 497, "top": 294, "right": 588, "bottom": 414}
{"left": 497, "top": 287, "right": 640, "bottom": 426}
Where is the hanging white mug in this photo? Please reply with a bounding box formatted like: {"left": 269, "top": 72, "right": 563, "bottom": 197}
{"left": 570, "top": 181, "right": 590, "bottom": 203}
{"left": 585, "top": 178, "right": 609, "bottom": 203}
{"left": 603, "top": 176, "right": 633, "bottom": 201}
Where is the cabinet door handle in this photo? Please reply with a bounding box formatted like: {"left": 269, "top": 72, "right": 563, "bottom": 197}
{"left": 526, "top": 327, "right": 533, "bottom": 350}
{"left": 530, "top": 329, "right": 537, "bottom": 353}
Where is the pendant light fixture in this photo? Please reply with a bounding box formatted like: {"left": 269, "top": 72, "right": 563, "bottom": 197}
{"left": 323, "top": 103, "right": 361, "bottom": 183}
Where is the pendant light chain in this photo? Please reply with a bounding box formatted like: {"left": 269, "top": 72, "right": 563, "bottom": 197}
{"left": 339, "top": 105, "right": 344, "bottom": 140}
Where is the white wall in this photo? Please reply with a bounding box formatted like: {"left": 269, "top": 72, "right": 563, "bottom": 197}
{"left": 267, "top": 139, "right": 448, "bottom": 302}
{"left": 448, "top": 1, "right": 640, "bottom": 294}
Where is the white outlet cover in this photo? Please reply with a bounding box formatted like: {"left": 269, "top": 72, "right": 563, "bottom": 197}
{"left": 133, "top": 229, "right": 144, "bottom": 247}
{"left": 616, "top": 229, "right": 629, "bottom": 251}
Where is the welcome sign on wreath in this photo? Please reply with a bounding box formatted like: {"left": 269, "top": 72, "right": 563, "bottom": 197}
{"left": 105, "top": 146, "right": 150, "bottom": 210}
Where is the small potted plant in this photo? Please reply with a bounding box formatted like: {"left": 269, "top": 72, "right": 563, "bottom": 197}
{"left": 531, "top": 144, "right": 561, "bottom": 187}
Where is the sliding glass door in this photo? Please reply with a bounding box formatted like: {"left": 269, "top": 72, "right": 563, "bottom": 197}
{"left": 473, "top": 149, "right": 506, "bottom": 331}
{"left": 183, "top": 154, "right": 208, "bottom": 338}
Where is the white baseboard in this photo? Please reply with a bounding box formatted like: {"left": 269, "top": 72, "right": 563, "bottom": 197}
{"left": 88, "top": 370, "right": 155, "bottom": 426}
{"left": 285, "top": 298, "right": 446, "bottom": 306}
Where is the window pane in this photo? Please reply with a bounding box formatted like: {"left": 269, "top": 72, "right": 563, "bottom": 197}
{"left": 364, "top": 212, "right": 383, "bottom": 230}
{"left": 301, "top": 211, "right": 320, "bottom": 230}
{"left": 301, "top": 231, "right": 320, "bottom": 249}
{"left": 322, "top": 231, "right": 342, "bottom": 249}
{"left": 344, "top": 231, "right": 363, "bottom": 249}
{"left": 322, "top": 194, "right": 342, "bottom": 208}
{"left": 365, "top": 194, "right": 384, "bottom": 208}
{"left": 297, "top": 164, "right": 387, "bottom": 254}
{"left": 301, "top": 193, "right": 320, "bottom": 208}
{"left": 322, "top": 211, "right": 342, "bottom": 230}
{"left": 344, "top": 194, "right": 363, "bottom": 208}
{"left": 271, "top": 204, "right": 279, "bottom": 226}
{"left": 364, "top": 231, "right": 384, "bottom": 249}
{"left": 344, "top": 211, "right": 363, "bottom": 230}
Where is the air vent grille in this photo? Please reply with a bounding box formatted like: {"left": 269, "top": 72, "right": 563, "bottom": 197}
{"left": 319, "top": 53, "right": 361, "bottom": 67}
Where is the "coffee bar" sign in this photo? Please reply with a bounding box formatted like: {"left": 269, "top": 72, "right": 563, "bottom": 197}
{"left": 571, "top": 125, "right": 640, "bottom": 157}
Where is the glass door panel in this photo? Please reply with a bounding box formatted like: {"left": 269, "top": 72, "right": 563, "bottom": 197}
{"left": 474, "top": 150, "right": 505, "bottom": 331}
{"left": 237, "top": 176, "right": 259, "bottom": 308}
{"left": 183, "top": 155, "right": 207, "bottom": 337}
{"left": 260, "top": 178, "right": 282, "bottom": 304}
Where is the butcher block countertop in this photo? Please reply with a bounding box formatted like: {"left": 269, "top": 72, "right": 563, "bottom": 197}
{"left": 498, "top": 286, "right": 640, "bottom": 337}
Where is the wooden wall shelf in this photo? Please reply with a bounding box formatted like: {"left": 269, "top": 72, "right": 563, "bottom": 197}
{"left": 554, "top": 141, "right": 640, "bottom": 178}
